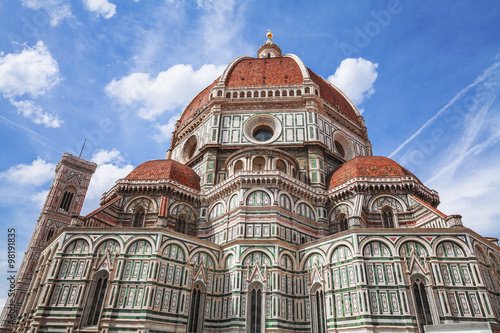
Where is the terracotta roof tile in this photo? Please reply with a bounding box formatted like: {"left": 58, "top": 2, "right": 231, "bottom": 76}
{"left": 328, "top": 156, "right": 418, "bottom": 189}
{"left": 125, "top": 159, "right": 200, "bottom": 190}
{"left": 179, "top": 78, "right": 219, "bottom": 125}
{"left": 307, "top": 69, "right": 358, "bottom": 122}
{"left": 226, "top": 57, "right": 303, "bottom": 87}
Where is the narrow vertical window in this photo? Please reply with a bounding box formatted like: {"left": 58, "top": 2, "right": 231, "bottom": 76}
{"left": 412, "top": 279, "right": 433, "bottom": 331}
{"left": 383, "top": 210, "right": 394, "bottom": 228}
{"left": 59, "top": 190, "right": 74, "bottom": 211}
{"left": 249, "top": 285, "right": 263, "bottom": 333}
{"left": 85, "top": 273, "right": 109, "bottom": 327}
{"left": 132, "top": 209, "right": 145, "bottom": 227}
{"left": 188, "top": 284, "right": 205, "bottom": 333}
{"left": 312, "top": 287, "right": 326, "bottom": 333}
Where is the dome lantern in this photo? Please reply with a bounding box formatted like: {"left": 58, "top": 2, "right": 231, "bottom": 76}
{"left": 258, "top": 29, "right": 282, "bottom": 58}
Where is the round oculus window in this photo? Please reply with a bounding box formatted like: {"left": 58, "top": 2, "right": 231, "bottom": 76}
{"left": 243, "top": 114, "right": 281, "bottom": 144}
{"left": 253, "top": 126, "right": 274, "bottom": 142}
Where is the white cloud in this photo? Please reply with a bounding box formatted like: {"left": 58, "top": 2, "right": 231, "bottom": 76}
{"left": 21, "top": 0, "right": 72, "bottom": 26}
{"left": 105, "top": 64, "right": 225, "bottom": 120}
{"left": 152, "top": 114, "right": 180, "bottom": 143}
{"left": 0, "top": 157, "right": 55, "bottom": 186}
{"left": 11, "top": 99, "right": 62, "bottom": 128}
{"left": 32, "top": 189, "right": 49, "bottom": 209}
{"left": 0, "top": 41, "right": 61, "bottom": 98}
{"left": 328, "top": 58, "right": 378, "bottom": 105}
{"left": 91, "top": 148, "right": 124, "bottom": 165}
{"left": 197, "top": 0, "right": 250, "bottom": 63}
{"left": 84, "top": 149, "right": 134, "bottom": 205}
{"left": 83, "top": 0, "right": 116, "bottom": 19}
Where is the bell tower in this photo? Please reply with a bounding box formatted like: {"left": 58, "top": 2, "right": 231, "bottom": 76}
{"left": 0, "top": 154, "right": 97, "bottom": 332}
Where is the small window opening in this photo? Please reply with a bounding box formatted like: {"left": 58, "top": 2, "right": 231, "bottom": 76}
{"left": 59, "top": 190, "right": 74, "bottom": 212}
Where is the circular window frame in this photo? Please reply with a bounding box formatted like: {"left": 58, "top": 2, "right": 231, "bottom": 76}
{"left": 243, "top": 114, "right": 282, "bottom": 144}
{"left": 333, "top": 131, "right": 354, "bottom": 160}
{"left": 181, "top": 135, "right": 198, "bottom": 162}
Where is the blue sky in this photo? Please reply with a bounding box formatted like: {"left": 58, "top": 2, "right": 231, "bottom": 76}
{"left": 0, "top": 0, "right": 499, "bottom": 310}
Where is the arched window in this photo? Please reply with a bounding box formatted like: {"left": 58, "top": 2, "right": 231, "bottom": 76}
{"left": 282, "top": 90, "right": 287, "bottom": 96}
{"left": 226, "top": 92, "right": 231, "bottom": 98}
{"left": 268, "top": 91, "right": 273, "bottom": 97}
{"left": 338, "top": 214, "right": 348, "bottom": 232}
{"left": 290, "top": 90, "right": 295, "bottom": 96}
{"left": 247, "top": 91, "right": 252, "bottom": 98}
{"left": 261, "top": 91, "right": 265, "bottom": 97}
{"left": 132, "top": 209, "right": 145, "bottom": 227}
{"left": 253, "top": 157, "right": 266, "bottom": 171}
{"left": 46, "top": 228, "right": 55, "bottom": 242}
{"left": 233, "top": 92, "right": 238, "bottom": 98}
{"left": 275, "top": 90, "right": 280, "bottom": 97}
{"left": 248, "top": 284, "right": 263, "bottom": 333}
{"left": 276, "top": 159, "right": 286, "bottom": 173}
{"left": 382, "top": 209, "right": 394, "bottom": 228}
{"left": 240, "top": 91, "right": 245, "bottom": 98}
{"left": 311, "top": 285, "right": 326, "bottom": 333}
{"left": 412, "top": 278, "right": 433, "bottom": 330}
{"left": 85, "top": 272, "right": 109, "bottom": 327}
{"left": 234, "top": 160, "right": 243, "bottom": 174}
{"left": 59, "top": 189, "right": 75, "bottom": 212}
{"left": 305, "top": 87, "right": 310, "bottom": 94}
{"left": 254, "top": 91, "right": 259, "bottom": 97}
{"left": 217, "top": 90, "right": 222, "bottom": 97}
{"left": 188, "top": 284, "right": 205, "bottom": 333}
{"left": 175, "top": 215, "right": 189, "bottom": 234}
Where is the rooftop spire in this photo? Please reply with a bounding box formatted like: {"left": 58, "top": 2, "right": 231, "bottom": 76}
{"left": 258, "top": 29, "right": 282, "bottom": 58}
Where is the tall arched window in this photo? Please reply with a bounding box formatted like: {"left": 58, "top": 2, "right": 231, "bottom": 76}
{"left": 59, "top": 189, "right": 75, "bottom": 212}
{"left": 175, "top": 215, "right": 189, "bottom": 234}
{"left": 382, "top": 209, "right": 394, "bottom": 228}
{"left": 248, "top": 284, "right": 263, "bottom": 333}
{"left": 412, "top": 278, "right": 433, "bottom": 331}
{"left": 132, "top": 209, "right": 145, "bottom": 227}
{"left": 85, "top": 271, "right": 109, "bottom": 327}
{"left": 188, "top": 283, "right": 205, "bottom": 333}
{"left": 45, "top": 228, "right": 55, "bottom": 242}
{"left": 338, "top": 214, "right": 348, "bottom": 232}
{"left": 311, "top": 285, "right": 326, "bottom": 333}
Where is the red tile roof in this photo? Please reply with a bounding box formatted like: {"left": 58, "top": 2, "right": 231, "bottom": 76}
{"left": 225, "top": 57, "right": 303, "bottom": 87}
{"left": 328, "top": 156, "right": 418, "bottom": 189}
{"left": 179, "top": 78, "right": 219, "bottom": 125}
{"left": 307, "top": 69, "right": 358, "bottom": 122}
{"left": 177, "top": 56, "right": 360, "bottom": 127}
{"left": 125, "top": 159, "right": 200, "bottom": 190}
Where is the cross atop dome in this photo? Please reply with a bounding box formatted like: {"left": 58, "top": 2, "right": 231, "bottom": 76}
{"left": 258, "top": 29, "right": 282, "bottom": 58}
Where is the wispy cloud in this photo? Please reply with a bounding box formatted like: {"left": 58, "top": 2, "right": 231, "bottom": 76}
{"left": 390, "top": 59, "right": 500, "bottom": 158}
{"left": 21, "top": 0, "right": 72, "bottom": 26}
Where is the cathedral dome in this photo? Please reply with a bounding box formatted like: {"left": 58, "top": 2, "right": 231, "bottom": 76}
{"left": 176, "top": 52, "right": 361, "bottom": 128}
{"left": 328, "top": 156, "right": 418, "bottom": 189}
{"left": 125, "top": 159, "right": 200, "bottom": 190}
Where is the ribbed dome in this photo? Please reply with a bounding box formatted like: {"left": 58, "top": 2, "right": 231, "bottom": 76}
{"left": 177, "top": 55, "right": 360, "bottom": 127}
{"left": 125, "top": 159, "right": 200, "bottom": 190}
{"left": 328, "top": 156, "right": 417, "bottom": 189}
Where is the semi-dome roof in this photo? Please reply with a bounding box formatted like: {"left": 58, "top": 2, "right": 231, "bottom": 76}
{"left": 328, "top": 156, "right": 418, "bottom": 189}
{"left": 125, "top": 159, "right": 200, "bottom": 190}
{"left": 177, "top": 50, "right": 360, "bottom": 128}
